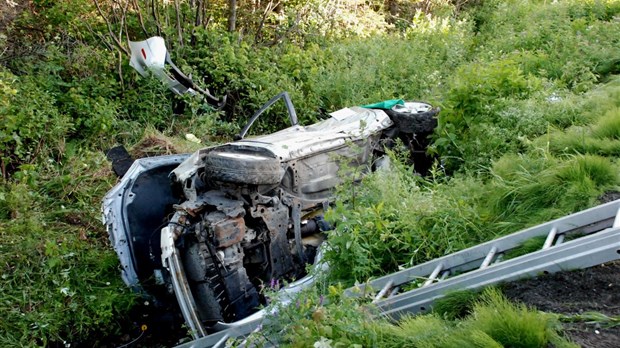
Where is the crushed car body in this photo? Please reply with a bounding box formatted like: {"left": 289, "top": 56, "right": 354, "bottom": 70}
{"left": 102, "top": 37, "right": 439, "bottom": 339}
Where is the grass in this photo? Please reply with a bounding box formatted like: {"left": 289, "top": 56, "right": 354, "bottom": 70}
{"left": 542, "top": 106, "right": 620, "bottom": 156}
{"left": 2, "top": 0, "right": 620, "bottom": 345}
{"left": 591, "top": 107, "right": 620, "bottom": 140}
{"left": 560, "top": 312, "right": 620, "bottom": 329}
{"left": 431, "top": 289, "right": 482, "bottom": 320}
{"left": 257, "top": 286, "right": 577, "bottom": 347}
{"left": 0, "top": 153, "right": 137, "bottom": 346}
{"left": 466, "top": 288, "right": 576, "bottom": 348}
{"left": 326, "top": 147, "right": 620, "bottom": 284}
{"left": 503, "top": 236, "right": 547, "bottom": 260}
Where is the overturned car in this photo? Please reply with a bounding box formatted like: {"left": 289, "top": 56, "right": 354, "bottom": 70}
{"left": 102, "top": 37, "right": 438, "bottom": 339}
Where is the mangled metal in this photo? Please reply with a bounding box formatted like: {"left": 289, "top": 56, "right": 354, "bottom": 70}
{"left": 103, "top": 37, "right": 439, "bottom": 338}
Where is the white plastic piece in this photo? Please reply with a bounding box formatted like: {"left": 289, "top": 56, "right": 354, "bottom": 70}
{"left": 392, "top": 102, "right": 432, "bottom": 114}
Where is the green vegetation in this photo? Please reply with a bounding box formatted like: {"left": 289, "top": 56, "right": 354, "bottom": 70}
{"left": 560, "top": 312, "right": 620, "bottom": 328}
{"left": 325, "top": 146, "right": 619, "bottom": 283}
{"left": 1, "top": 0, "right": 620, "bottom": 345}
{"left": 432, "top": 288, "right": 482, "bottom": 320}
{"left": 503, "top": 236, "right": 547, "bottom": 260}
{"left": 252, "top": 286, "right": 576, "bottom": 347}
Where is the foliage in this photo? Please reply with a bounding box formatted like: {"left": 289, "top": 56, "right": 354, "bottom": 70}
{"left": 2, "top": 0, "right": 620, "bottom": 344}
{"left": 431, "top": 288, "right": 482, "bottom": 320}
{"left": 325, "top": 153, "right": 493, "bottom": 284}
{"left": 313, "top": 15, "right": 472, "bottom": 110}
{"left": 247, "top": 285, "right": 576, "bottom": 347}
{"left": 186, "top": 14, "right": 471, "bottom": 133}
{"left": 326, "top": 134, "right": 619, "bottom": 286}
{"left": 252, "top": 282, "right": 386, "bottom": 347}
{"left": 433, "top": 0, "right": 620, "bottom": 172}
{"left": 0, "top": 68, "right": 71, "bottom": 179}
{"left": 0, "top": 152, "right": 136, "bottom": 346}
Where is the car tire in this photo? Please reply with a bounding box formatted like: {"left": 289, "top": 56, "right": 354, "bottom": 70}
{"left": 384, "top": 101, "right": 439, "bottom": 134}
{"left": 181, "top": 239, "right": 226, "bottom": 324}
{"left": 203, "top": 148, "right": 285, "bottom": 185}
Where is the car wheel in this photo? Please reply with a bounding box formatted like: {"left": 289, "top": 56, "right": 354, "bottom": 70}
{"left": 384, "top": 101, "right": 439, "bottom": 134}
{"left": 181, "top": 238, "right": 226, "bottom": 325}
{"left": 203, "top": 148, "right": 285, "bottom": 185}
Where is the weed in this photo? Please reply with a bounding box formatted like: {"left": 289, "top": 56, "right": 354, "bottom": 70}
{"left": 466, "top": 288, "right": 577, "bottom": 348}
{"left": 0, "top": 153, "right": 137, "bottom": 346}
{"left": 432, "top": 289, "right": 482, "bottom": 320}
{"left": 560, "top": 312, "right": 620, "bottom": 329}
{"left": 253, "top": 286, "right": 576, "bottom": 347}
{"left": 592, "top": 107, "right": 620, "bottom": 140}
{"left": 504, "top": 236, "right": 547, "bottom": 260}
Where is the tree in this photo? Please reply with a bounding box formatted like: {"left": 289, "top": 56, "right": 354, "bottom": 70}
{"left": 228, "top": 0, "right": 237, "bottom": 32}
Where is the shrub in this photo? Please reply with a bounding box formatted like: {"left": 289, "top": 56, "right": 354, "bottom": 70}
{"left": 0, "top": 153, "right": 137, "bottom": 346}
{"left": 0, "top": 68, "right": 72, "bottom": 179}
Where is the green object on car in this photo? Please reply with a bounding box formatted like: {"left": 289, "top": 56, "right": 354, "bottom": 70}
{"left": 361, "top": 99, "right": 405, "bottom": 110}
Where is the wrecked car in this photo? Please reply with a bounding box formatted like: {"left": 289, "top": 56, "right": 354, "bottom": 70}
{"left": 102, "top": 37, "right": 439, "bottom": 338}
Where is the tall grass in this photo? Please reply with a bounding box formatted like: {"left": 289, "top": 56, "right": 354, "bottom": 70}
{"left": 2, "top": 0, "right": 620, "bottom": 344}
{"left": 431, "top": 289, "right": 482, "bottom": 320}
{"left": 326, "top": 148, "right": 619, "bottom": 285}
{"left": 257, "top": 286, "right": 576, "bottom": 347}
{"left": 0, "top": 153, "right": 137, "bottom": 346}
{"left": 465, "top": 288, "right": 576, "bottom": 348}
{"left": 542, "top": 102, "right": 620, "bottom": 157}
{"left": 486, "top": 153, "right": 618, "bottom": 229}
{"left": 379, "top": 288, "right": 576, "bottom": 348}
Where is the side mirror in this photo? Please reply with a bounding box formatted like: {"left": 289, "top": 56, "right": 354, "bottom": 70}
{"left": 129, "top": 36, "right": 226, "bottom": 109}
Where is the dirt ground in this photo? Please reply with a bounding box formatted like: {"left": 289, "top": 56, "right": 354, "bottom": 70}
{"left": 503, "top": 261, "right": 620, "bottom": 348}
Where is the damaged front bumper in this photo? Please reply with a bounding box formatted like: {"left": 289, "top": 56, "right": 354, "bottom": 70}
{"left": 102, "top": 154, "right": 190, "bottom": 288}
{"left": 102, "top": 152, "right": 326, "bottom": 341}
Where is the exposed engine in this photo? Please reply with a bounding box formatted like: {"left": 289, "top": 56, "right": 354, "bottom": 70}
{"left": 103, "top": 95, "right": 438, "bottom": 337}
{"left": 163, "top": 149, "right": 331, "bottom": 324}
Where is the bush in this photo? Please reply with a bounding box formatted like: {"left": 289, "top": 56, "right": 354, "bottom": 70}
{"left": 255, "top": 285, "right": 575, "bottom": 347}
{"left": 0, "top": 68, "right": 72, "bottom": 179}
{"left": 0, "top": 153, "right": 137, "bottom": 346}
{"left": 325, "top": 153, "right": 492, "bottom": 284}
{"left": 182, "top": 16, "right": 471, "bottom": 134}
